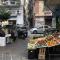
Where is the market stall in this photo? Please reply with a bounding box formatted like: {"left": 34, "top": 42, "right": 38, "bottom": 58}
{"left": 27, "top": 32, "right": 60, "bottom": 60}
{"left": 0, "top": 34, "right": 11, "bottom": 46}
{"left": 0, "top": 27, "right": 11, "bottom": 46}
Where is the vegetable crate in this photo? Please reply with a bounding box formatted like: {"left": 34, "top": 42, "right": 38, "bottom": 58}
{"left": 38, "top": 48, "right": 46, "bottom": 60}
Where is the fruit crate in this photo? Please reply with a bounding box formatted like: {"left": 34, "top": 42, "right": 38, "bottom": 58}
{"left": 38, "top": 48, "right": 46, "bottom": 60}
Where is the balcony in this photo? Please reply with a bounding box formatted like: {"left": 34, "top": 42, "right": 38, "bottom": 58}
{"left": 0, "top": 0, "right": 20, "bottom": 6}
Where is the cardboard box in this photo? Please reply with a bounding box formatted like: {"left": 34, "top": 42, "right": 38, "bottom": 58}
{"left": 38, "top": 48, "right": 46, "bottom": 60}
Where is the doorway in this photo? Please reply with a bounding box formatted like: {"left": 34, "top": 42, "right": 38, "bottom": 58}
{"left": 8, "top": 20, "right": 16, "bottom": 25}
{"left": 45, "top": 16, "right": 52, "bottom": 26}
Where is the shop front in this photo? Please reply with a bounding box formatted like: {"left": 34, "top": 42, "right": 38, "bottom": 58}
{"left": 44, "top": 10, "right": 52, "bottom": 26}
{"left": 8, "top": 20, "right": 16, "bottom": 25}
{"left": 45, "top": 16, "right": 52, "bottom": 26}
{"left": 34, "top": 9, "right": 56, "bottom": 28}
{"left": 34, "top": 16, "right": 45, "bottom": 27}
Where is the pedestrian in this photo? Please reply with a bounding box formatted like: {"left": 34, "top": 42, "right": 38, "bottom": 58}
{"left": 0, "top": 29, "right": 5, "bottom": 37}
{"left": 11, "top": 30, "right": 16, "bottom": 42}
{"left": 13, "top": 30, "right": 18, "bottom": 42}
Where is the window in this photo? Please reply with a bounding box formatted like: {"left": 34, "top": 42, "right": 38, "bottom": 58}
{"left": 11, "top": 1, "right": 15, "bottom": 4}
{"left": 44, "top": 26, "right": 48, "bottom": 28}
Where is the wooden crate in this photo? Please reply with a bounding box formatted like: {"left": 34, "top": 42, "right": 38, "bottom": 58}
{"left": 38, "top": 48, "right": 46, "bottom": 60}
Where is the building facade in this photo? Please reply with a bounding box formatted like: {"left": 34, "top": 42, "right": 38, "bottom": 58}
{"left": 24, "top": 0, "right": 29, "bottom": 27}
{"left": 0, "top": 0, "right": 24, "bottom": 26}
{"left": 33, "top": 0, "right": 56, "bottom": 28}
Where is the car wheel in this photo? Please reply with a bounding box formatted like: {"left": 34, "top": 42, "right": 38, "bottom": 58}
{"left": 33, "top": 30, "right": 37, "bottom": 34}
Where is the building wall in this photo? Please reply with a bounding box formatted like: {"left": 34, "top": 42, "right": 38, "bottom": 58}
{"left": 16, "top": 6, "right": 24, "bottom": 26}
{"left": 35, "top": 17, "right": 45, "bottom": 27}
{"left": 0, "top": 0, "right": 2, "bottom": 5}
{"left": 52, "top": 17, "right": 56, "bottom": 28}
{"left": 34, "top": 0, "right": 39, "bottom": 16}
{"left": 0, "top": 0, "right": 24, "bottom": 26}
{"left": 46, "top": 0, "right": 60, "bottom": 5}
{"left": 34, "top": 0, "right": 45, "bottom": 27}
{"left": 21, "top": 0, "right": 24, "bottom": 5}
{"left": 34, "top": 0, "right": 44, "bottom": 16}
{"left": 34, "top": 0, "right": 56, "bottom": 28}
{"left": 8, "top": 6, "right": 24, "bottom": 25}
{"left": 0, "top": 0, "right": 20, "bottom": 6}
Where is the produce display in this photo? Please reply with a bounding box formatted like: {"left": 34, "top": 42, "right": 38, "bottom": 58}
{"left": 28, "top": 43, "right": 36, "bottom": 49}
{"left": 36, "top": 34, "right": 60, "bottom": 47}
{"left": 27, "top": 39, "right": 37, "bottom": 49}
{"left": 28, "top": 32, "right": 60, "bottom": 49}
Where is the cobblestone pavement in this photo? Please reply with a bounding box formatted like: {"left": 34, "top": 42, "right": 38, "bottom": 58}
{"left": 0, "top": 38, "right": 37, "bottom": 60}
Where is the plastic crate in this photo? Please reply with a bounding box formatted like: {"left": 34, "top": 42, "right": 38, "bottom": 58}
{"left": 28, "top": 49, "right": 39, "bottom": 59}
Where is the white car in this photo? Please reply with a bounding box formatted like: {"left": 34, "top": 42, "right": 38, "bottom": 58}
{"left": 30, "top": 25, "right": 51, "bottom": 34}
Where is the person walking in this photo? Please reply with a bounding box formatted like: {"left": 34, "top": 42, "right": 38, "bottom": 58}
{"left": 11, "top": 30, "right": 16, "bottom": 42}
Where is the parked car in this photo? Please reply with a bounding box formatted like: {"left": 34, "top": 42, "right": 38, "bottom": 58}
{"left": 30, "top": 25, "right": 59, "bottom": 35}
{"left": 30, "top": 25, "right": 51, "bottom": 34}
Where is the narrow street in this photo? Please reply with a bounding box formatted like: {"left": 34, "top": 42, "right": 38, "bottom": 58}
{"left": 0, "top": 38, "right": 37, "bottom": 60}
{"left": 0, "top": 38, "right": 28, "bottom": 60}
{"left": 0, "top": 32, "right": 60, "bottom": 60}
